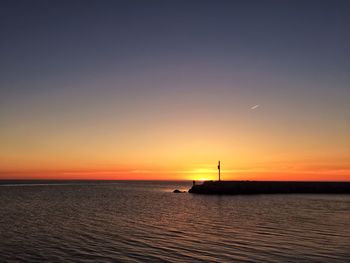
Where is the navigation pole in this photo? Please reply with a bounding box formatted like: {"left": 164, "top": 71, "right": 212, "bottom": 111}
{"left": 218, "top": 160, "right": 221, "bottom": 181}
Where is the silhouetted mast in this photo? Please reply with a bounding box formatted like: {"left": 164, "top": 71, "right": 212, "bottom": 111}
{"left": 218, "top": 160, "right": 221, "bottom": 181}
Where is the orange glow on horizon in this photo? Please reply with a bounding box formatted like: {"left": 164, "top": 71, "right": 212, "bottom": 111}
{"left": 0, "top": 165, "right": 349, "bottom": 181}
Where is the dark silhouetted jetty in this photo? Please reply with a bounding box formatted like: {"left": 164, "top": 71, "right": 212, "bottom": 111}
{"left": 189, "top": 181, "right": 350, "bottom": 195}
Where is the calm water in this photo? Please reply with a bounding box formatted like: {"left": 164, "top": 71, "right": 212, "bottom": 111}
{"left": 0, "top": 181, "right": 349, "bottom": 262}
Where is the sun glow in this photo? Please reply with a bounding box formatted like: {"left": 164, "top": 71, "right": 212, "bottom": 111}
{"left": 189, "top": 168, "right": 218, "bottom": 181}
{"left": 196, "top": 177, "right": 211, "bottom": 181}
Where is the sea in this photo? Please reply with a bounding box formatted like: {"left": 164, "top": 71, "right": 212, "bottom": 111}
{"left": 0, "top": 180, "right": 349, "bottom": 262}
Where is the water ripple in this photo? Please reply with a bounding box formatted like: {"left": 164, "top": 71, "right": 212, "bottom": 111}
{"left": 0, "top": 182, "right": 349, "bottom": 262}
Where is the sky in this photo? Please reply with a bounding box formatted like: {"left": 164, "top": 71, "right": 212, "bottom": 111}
{"left": 0, "top": 0, "right": 349, "bottom": 180}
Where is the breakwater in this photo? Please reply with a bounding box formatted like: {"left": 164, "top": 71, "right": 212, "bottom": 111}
{"left": 189, "top": 181, "right": 350, "bottom": 195}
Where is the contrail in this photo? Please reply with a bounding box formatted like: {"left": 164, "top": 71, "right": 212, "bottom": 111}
{"left": 251, "top": 104, "right": 260, "bottom": 110}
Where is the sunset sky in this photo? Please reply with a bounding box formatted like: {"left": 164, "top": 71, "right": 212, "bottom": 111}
{"left": 1, "top": 0, "right": 349, "bottom": 180}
